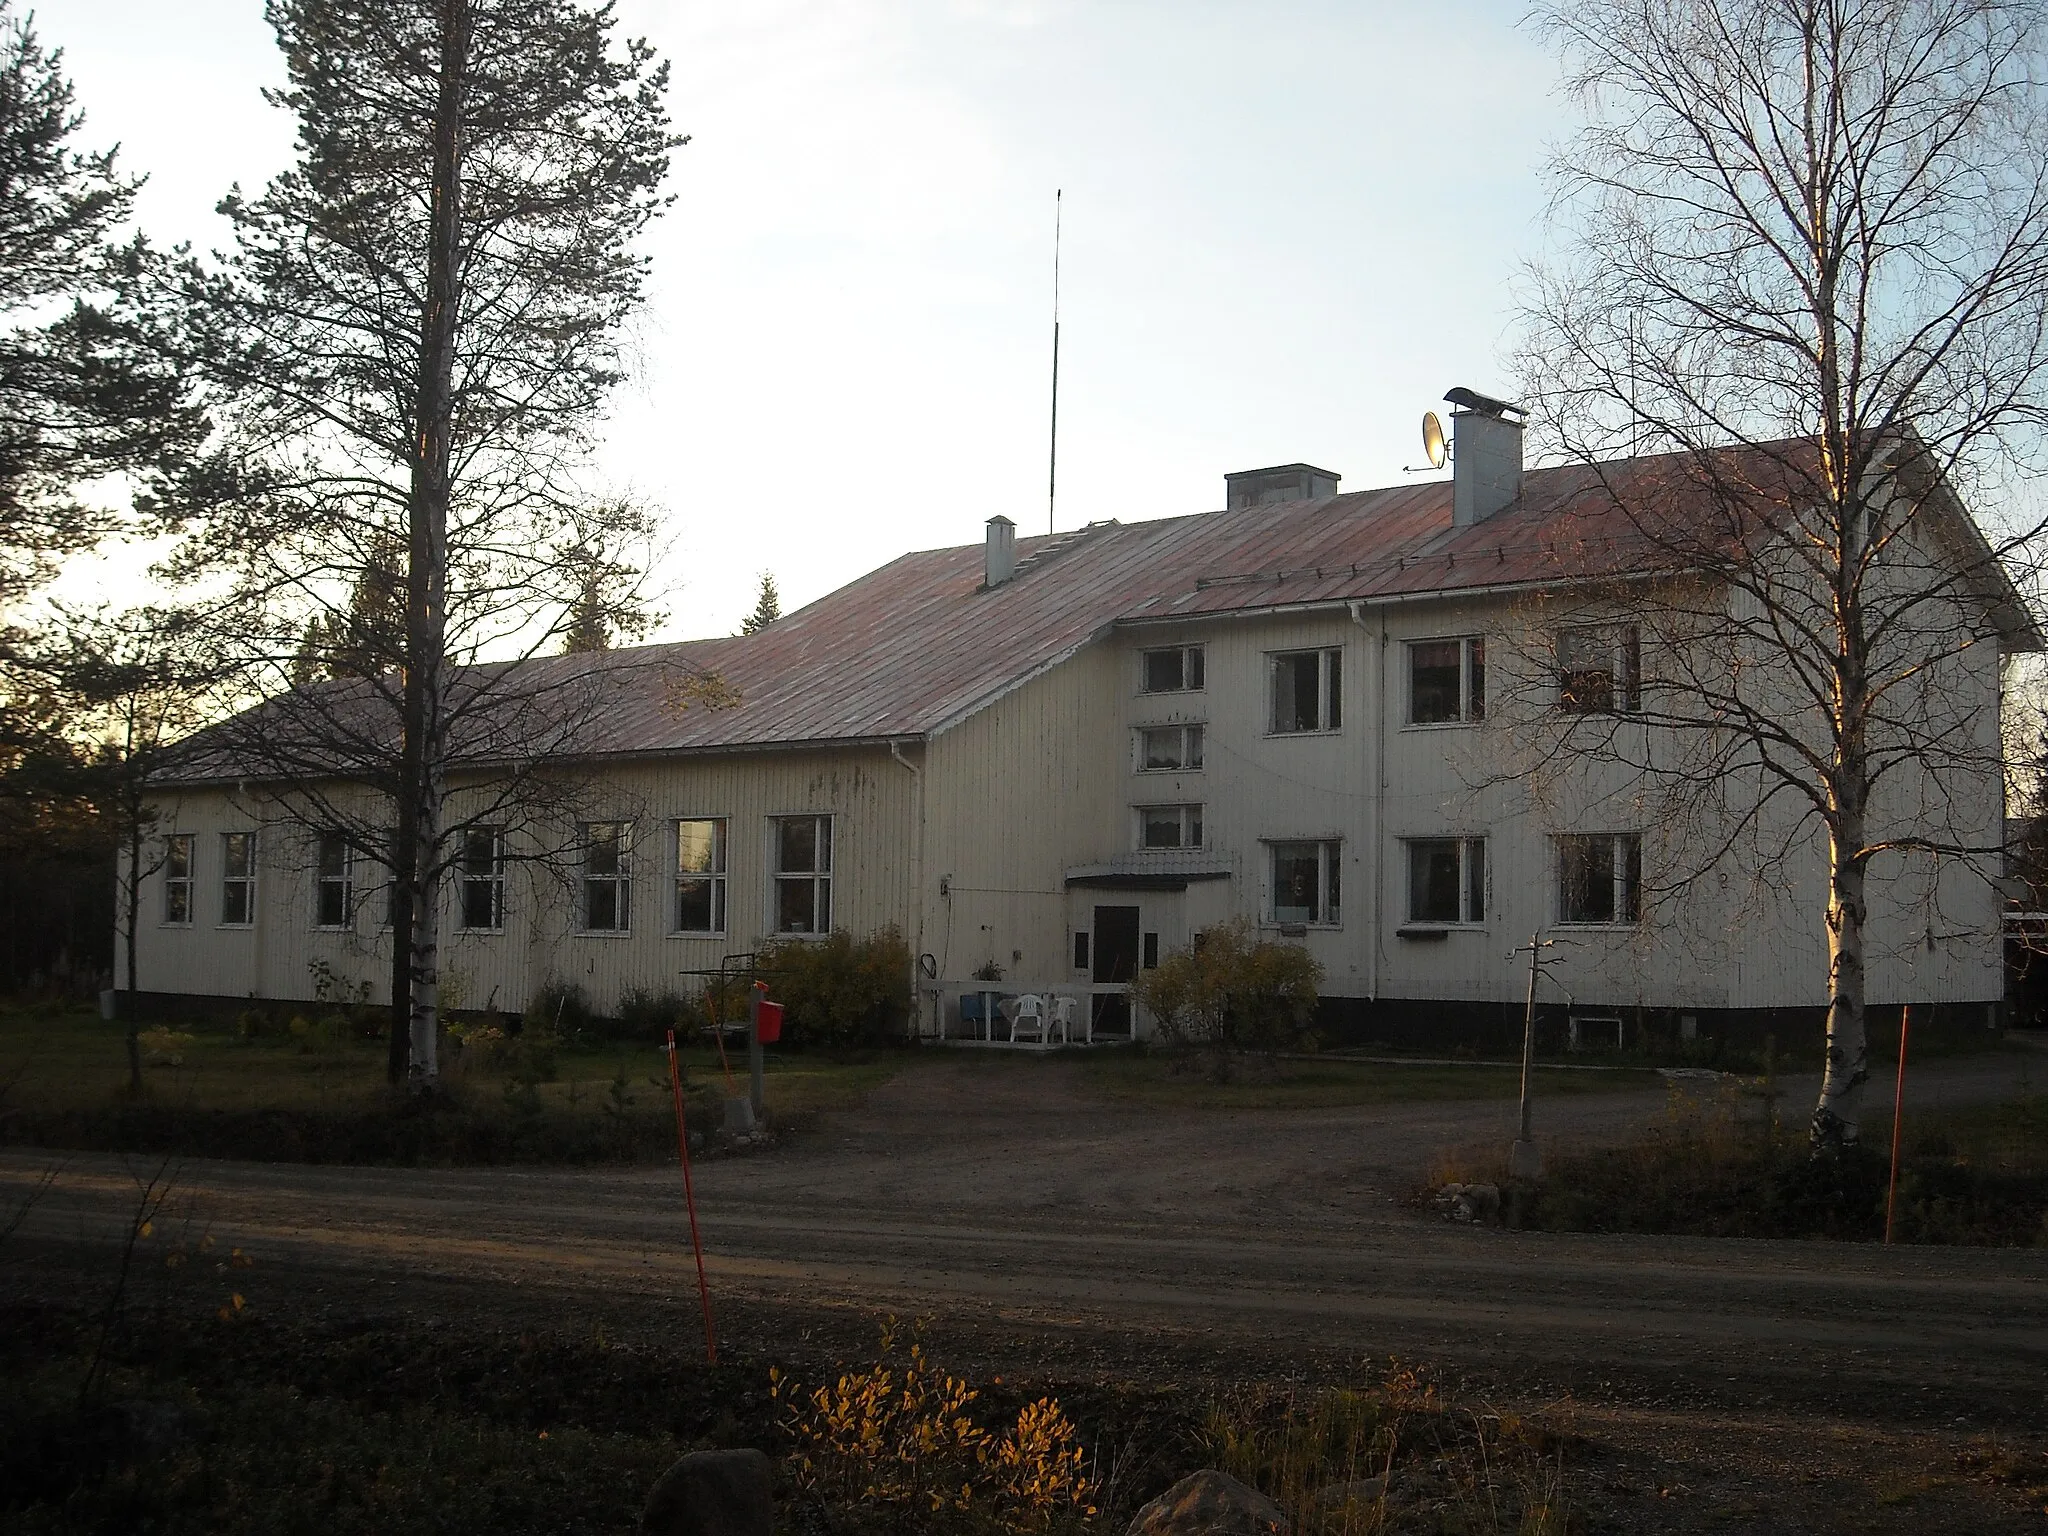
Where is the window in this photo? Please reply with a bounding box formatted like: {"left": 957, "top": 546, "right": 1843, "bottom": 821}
{"left": 581, "top": 821, "right": 631, "bottom": 932}
{"left": 1270, "top": 840, "right": 1341, "bottom": 925}
{"left": 1072, "top": 931, "right": 1090, "bottom": 970}
{"left": 1406, "top": 838, "right": 1486, "bottom": 924}
{"left": 162, "top": 834, "right": 193, "bottom": 925}
{"left": 1270, "top": 648, "right": 1342, "bottom": 733}
{"left": 1138, "top": 803, "right": 1203, "bottom": 849}
{"left": 379, "top": 829, "right": 401, "bottom": 932}
{"left": 314, "top": 831, "right": 352, "bottom": 929}
{"left": 1408, "top": 637, "right": 1485, "bottom": 724}
{"left": 774, "top": 815, "right": 832, "bottom": 934}
{"left": 1142, "top": 931, "right": 1160, "bottom": 969}
{"left": 458, "top": 827, "right": 505, "bottom": 932}
{"left": 1141, "top": 644, "right": 1205, "bottom": 693}
{"left": 1558, "top": 625, "right": 1641, "bottom": 713}
{"left": 1557, "top": 834, "right": 1642, "bottom": 925}
{"left": 673, "top": 817, "right": 727, "bottom": 935}
{"left": 221, "top": 830, "right": 256, "bottom": 926}
{"left": 1137, "top": 724, "right": 1204, "bottom": 772}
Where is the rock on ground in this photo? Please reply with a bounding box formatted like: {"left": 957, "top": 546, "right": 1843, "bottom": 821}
{"left": 1125, "top": 1468, "right": 1288, "bottom": 1535}
{"left": 639, "top": 1447, "right": 774, "bottom": 1536}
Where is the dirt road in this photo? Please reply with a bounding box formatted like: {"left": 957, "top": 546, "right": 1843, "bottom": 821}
{"left": 7, "top": 1053, "right": 2042, "bottom": 1414}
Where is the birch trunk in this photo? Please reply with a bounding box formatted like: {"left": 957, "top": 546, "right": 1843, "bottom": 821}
{"left": 401, "top": 0, "right": 470, "bottom": 1090}
{"left": 1814, "top": 812, "right": 1870, "bottom": 1148}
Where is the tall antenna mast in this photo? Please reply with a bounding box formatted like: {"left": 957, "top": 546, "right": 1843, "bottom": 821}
{"left": 1048, "top": 189, "right": 1061, "bottom": 537}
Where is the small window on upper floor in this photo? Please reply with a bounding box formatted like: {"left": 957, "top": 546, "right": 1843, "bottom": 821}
{"left": 1408, "top": 637, "right": 1485, "bottom": 725}
{"left": 1141, "top": 645, "right": 1205, "bottom": 694}
{"left": 1270, "top": 648, "right": 1341, "bottom": 734}
{"left": 1137, "top": 803, "right": 1204, "bottom": 850}
{"left": 1558, "top": 624, "right": 1641, "bottom": 714}
{"left": 1137, "top": 724, "right": 1204, "bottom": 772}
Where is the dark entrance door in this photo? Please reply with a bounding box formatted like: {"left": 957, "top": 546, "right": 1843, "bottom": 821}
{"left": 1092, "top": 904, "right": 1140, "bottom": 1037}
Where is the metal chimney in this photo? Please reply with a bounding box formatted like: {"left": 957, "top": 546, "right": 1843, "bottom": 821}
{"left": 1446, "top": 387, "right": 1526, "bottom": 527}
{"left": 984, "top": 514, "right": 1017, "bottom": 588}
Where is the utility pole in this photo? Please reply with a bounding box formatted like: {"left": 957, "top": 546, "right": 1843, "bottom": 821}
{"left": 1510, "top": 932, "right": 1570, "bottom": 1180}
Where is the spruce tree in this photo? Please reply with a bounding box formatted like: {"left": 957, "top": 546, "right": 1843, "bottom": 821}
{"left": 740, "top": 571, "right": 782, "bottom": 634}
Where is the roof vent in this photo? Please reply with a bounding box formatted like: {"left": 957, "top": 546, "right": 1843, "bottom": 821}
{"left": 983, "top": 514, "right": 1017, "bottom": 589}
{"left": 1224, "top": 463, "right": 1340, "bottom": 512}
{"left": 1446, "top": 387, "right": 1525, "bottom": 527}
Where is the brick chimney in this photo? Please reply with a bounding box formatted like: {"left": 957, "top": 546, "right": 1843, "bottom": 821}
{"left": 1447, "top": 388, "right": 1525, "bottom": 527}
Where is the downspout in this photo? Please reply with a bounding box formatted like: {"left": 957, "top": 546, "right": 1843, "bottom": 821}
{"left": 889, "top": 740, "right": 928, "bottom": 1038}
{"left": 1348, "top": 602, "right": 1383, "bottom": 1002}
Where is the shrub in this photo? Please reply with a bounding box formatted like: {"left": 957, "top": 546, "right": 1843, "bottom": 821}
{"left": 771, "top": 1320, "right": 1094, "bottom": 1531}
{"left": 1131, "top": 919, "right": 1321, "bottom": 1080}
{"left": 523, "top": 979, "right": 591, "bottom": 1038}
{"left": 757, "top": 926, "right": 913, "bottom": 1049}
{"left": 616, "top": 987, "right": 686, "bottom": 1040}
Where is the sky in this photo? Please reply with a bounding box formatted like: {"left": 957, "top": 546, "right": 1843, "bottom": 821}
{"left": 39, "top": 0, "right": 1562, "bottom": 641}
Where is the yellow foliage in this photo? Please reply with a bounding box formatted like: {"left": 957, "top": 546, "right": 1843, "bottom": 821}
{"left": 771, "top": 1320, "right": 1095, "bottom": 1529}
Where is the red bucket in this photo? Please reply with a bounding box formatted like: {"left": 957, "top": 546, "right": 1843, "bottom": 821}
{"left": 755, "top": 1000, "right": 784, "bottom": 1045}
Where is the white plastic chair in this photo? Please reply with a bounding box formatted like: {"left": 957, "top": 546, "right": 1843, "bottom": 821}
{"left": 1048, "top": 993, "right": 1080, "bottom": 1044}
{"left": 1009, "top": 993, "right": 1047, "bottom": 1045}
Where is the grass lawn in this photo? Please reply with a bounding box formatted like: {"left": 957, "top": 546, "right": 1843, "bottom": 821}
{"left": 1070, "top": 1047, "right": 1663, "bottom": 1110}
{"left": 0, "top": 1002, "right": 901, "bottom": 1165}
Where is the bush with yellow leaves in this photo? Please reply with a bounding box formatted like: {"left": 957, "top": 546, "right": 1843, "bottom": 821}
{"left": 770, "top": 1320, "right": 1095, "bottom": 1532}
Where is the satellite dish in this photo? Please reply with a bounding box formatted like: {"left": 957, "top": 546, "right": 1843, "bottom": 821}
{"left": 1421, "top": 411, "right": 1447, "bottom": 470}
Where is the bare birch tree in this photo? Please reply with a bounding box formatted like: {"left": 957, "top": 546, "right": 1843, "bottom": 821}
{"left": 1520, "top": 0, "right": 2048, "bottom": 1148}
{"left": 157, "top": 0, "right": 679, "bottom": 1087}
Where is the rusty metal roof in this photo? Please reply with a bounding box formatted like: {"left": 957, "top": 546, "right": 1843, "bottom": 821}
{"left": 162, "top": 438, "right": 2037, "bottom": 781}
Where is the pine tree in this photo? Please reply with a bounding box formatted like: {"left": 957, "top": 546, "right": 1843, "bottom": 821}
{"left": 165, "top": 0, "right": 679, "bottom": 1085}
{"left": 740, "top": 571, "right": 782, "bottom": 635}
{"left": 0, "top": 0, "right": 197, "bottom": 607}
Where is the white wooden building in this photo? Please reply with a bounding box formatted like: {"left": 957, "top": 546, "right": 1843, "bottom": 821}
{"left": 127, "top": 398, "right": 2037, "bottom": 1049}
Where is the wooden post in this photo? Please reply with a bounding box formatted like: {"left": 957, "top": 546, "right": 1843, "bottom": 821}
{"left": 748, "top": 982, "right": 766, "bottom": 1123}
{"left": 665, "top": 1029, "right": 717, "bottom": 1366}
{"left": 1510, "top": 932, "right": 1542, "bottom": 1180}
{"left": 1885, "top": 1006, "right": 1911, "bottom": 1245}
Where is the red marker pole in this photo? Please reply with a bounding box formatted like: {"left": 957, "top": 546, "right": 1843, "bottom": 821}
{"left": 1884, "top": 1006, "right": 1911, "bottom": 1246}
{"left": 666, "top": 1028, "right": 717, "bottom": 1365}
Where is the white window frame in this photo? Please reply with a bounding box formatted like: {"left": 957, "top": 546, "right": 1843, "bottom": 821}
{"left": 579, "top": 820, "right": 632, "bottom": 934}
{"left": 1555, "top": 833, "right": 1643, "bottom": 926}
{"left": 1135, "top": 723, "right": 1205, "bottom": 773}
{"left": 1268, "top": 647, "right": 1342, "bottom": 735}
{"left": 1136, "top": 803, "right": 1204, "bottom": 850}
{"left": 1139, "top": 644, "right": 1205, "bottom": 694}
{"left": 1406, "top": 636, "right": 1485, "bottom": 726}
{"left": 220, "top": 830, "right": 257, "bottom": 928}
{"left": 1403, "top": 837, "right": 1486, "bottom": 925}
{"left": 161, "top": 833, "right": 194, "bottom": 927}
{"left": 672, "top": 816, "right": 728, "bottom": 936}
{"left": 457, "top": 826, "right": 506, "bottom": 933}
{"left": 313, "top": 830, "right": 353, "bottom": 931}
{"left": 1558, "top": 624, "right": 1642, "bottom": 714}
{"left": 771, "top": 814, "right": 833, "bottom": 936}
{"left": 1267, "top": 839, "right": 1342, "bottom": 927}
